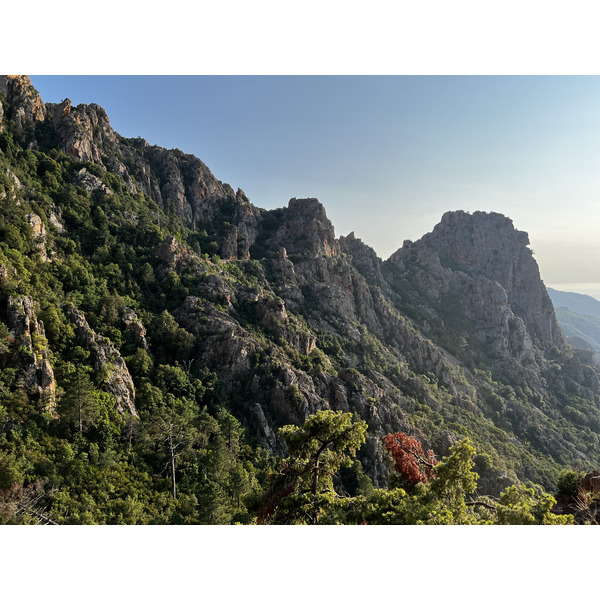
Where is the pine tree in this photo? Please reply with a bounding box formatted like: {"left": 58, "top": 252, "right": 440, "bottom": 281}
{"left": 57, "top": 365, "right": 101, "bottom": 435}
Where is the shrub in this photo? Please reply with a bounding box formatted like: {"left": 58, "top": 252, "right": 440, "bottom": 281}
{"left": 556, "top": 469, "right": 583, "bottom": 498}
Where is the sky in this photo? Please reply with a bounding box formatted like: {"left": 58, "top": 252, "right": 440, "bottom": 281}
{"left": 29, "top": 75, "right": 600, "bottom": 294}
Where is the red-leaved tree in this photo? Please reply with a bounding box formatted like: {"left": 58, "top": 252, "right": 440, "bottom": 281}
{"left": 383, "top": 432, "right": 438, "bottom": 486}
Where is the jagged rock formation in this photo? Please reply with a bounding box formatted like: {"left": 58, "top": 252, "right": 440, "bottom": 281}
{"left": 0, "top": 77, "right": 256, "bottom": 243}
{"left": 6, "top": 296, "right": 56, "bottom": 414}
{"left": 65, "top": 306, "right": 137, "bottom": 416}
{"left": 385, "top": 211, "right": 567, "bottom": 394}
{"left": 0, "top": 76, "right": 46, "bottom": 130}
{"left": 43, "top": 94, "right": 261, "bottom": 238}
{"left": 0, "top": 168, "right": 23, "bottom": 200}
{"left": 74, "top": 167, "right": 112, "bottom": 196}
{"left": 270, "top": 198, "right": 339, "bottom": 259}
{"left": 46, "top": 99, "right": 117, "bottom": 164}
{"left": 390, "top": 211, "right": 563, "bottom": 346}
{"left": 26, "top": 213, "right": 48, "bottom": 261}
{"left": 121, "top": 308, "right": 148, "bottom": 350}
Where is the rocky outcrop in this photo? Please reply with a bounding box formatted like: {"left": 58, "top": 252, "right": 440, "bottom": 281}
{"left": 197, "top": 273, "right": 237, "bottom": 308}
{"left": 340, "top": 231, "right": 387, "bottom": 290}
{"left": 74, "top": 168, "right": 112, "bottom": 195}
{"left": 255, "top": 296, "right": 316, "bottom": 355}
{"left": 26, "top": 213, "right": 48, "bottom": 261}
{"left": 424, "top": 211, "right": 562, "bottom": 348}
{"left": 250, "top": 403, "right": 280, "bottom": 453}
{"left": 3, "top": 168, "right": 23, "bottom": 194}
{"left": 65, "top": 306, "right": 137, "bottom": 416}
{"left": 174, "top": 297, "right": 255, "bottom": 383}
{"left": 49, "top": 207, "right": 65, "bottom": 233}
{"left": 7, "top": 296, "right": 37, "bottom": 339}
{"left": 0, "top": 76, "right": 46, "bottom": 129}
{"left": 46, "top": 100, "right": 117, "bottom": 164}
{"left": 6, "top": 296, "right": 56, "bottom": 414}
{"left": 121, "top": 308, "right": 148, "bottom": 350}
{"left": 146, "top": 146, "right": 236, "bottom": 224}
{"left": 390, "top": 211, "right": 564, "bottom": 348}
{"left": 387, "top": 211, "right": 566, "bottom": 390}
{"left": 156, "top": 235, "right": 202, "bottom": 276}
{"left": 265, "top": 198, "right": 339, "bottom": 259}
{"left": 43, "top": 92, "right": 255, "bottom": 240}
{"left": 156, "top": 235, "right": 182, "bottom": 264}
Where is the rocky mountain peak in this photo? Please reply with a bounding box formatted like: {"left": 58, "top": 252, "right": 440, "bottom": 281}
{"left": 440, "top": 211, "right": 562, "bottom": 349}
{"left": 391, "top": 210, "right": 564, "bottom": 352}
{"left": 427, "top": 210, "right": 530, "bottom": 273}
{"left": 0, "top": 75, "right": 46, "bottom": 129}
{"left": 45, "top": 99, "right": 117, "bottom": 163}
{"left": 272, "top": 197, "right": 339, "bottom": 258}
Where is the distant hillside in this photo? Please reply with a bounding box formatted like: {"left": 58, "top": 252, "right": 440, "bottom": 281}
{"left": 548, "top": 288, "right": 600, "bottom": 320}
{"left": 547, "top": 289, "right": 600, "bottom": 358}
{"left": 554, "top": 306, "right": 600, "bottom": 357}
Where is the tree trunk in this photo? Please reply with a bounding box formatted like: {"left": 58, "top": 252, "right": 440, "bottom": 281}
{"left": 78, "top": 377, "right": 82, "bottom": 434}
{"left": 169, "top": 434, "right": 177, "bottom": 499}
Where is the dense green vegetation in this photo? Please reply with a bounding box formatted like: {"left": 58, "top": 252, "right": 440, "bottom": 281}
{"left": 1, "top": 79, "right": 599, "bottom": 524}
{"left": 0, "top": 124, "right": 275, "bottom": 523}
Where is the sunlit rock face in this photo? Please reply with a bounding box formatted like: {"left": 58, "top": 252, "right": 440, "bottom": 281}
{"left": 0, "top": 76, "right": 46, "bottom": 129}
{"left": 6, "top": 296, "right": 56, "bottom": 415}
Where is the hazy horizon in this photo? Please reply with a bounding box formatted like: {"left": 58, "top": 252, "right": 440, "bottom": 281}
{"left": 30, "top": 75, "right": 600, "bottom": 286}
{"left": 547, "top": 283, "right": 600, "bottom": 302}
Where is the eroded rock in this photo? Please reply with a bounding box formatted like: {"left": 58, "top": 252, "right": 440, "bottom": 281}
{"left": 7, "top": 296, "right": 56, "bottom": 414}
{"left": 26, "top": 213, "right": 48, "bottom": 261}
{"left": 66, "top": 306, "right": 137, "bottom": 416}
{"left": 74, "top": 168, "right": 112, "bottom": 195}
{"left": 0, "top": 76, "right": 46, "bottom": 128}
{"left": 121, "top": 307, "right": 148, "bottom": 350}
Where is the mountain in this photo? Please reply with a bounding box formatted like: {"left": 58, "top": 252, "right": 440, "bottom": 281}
{"left": 553, "top": 306, "right": 600, "bottom": 355}
{"left": 1, "top": 76, "right": 600, "bottom": 523}
{"left": 548, "top": 287, "right": 600, "bottom": 320}
{"left": 547, "top": 288, "right": 600, "bottom": 357}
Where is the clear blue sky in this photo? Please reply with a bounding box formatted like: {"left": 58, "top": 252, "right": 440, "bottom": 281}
{"left": 30, "top": 75, "right": 600, "bottom": 289}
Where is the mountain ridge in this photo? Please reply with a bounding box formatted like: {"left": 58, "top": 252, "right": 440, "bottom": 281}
{"left": 1, "top": 76, "right": 600, "bottom": 522}
{"left": 548, "top": 287, "right": 600, "bottom": 321}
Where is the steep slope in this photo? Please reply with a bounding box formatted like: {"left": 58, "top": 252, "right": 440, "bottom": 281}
{"left": 387, "top": 211, "right": 564, "bottom": 378}
{"left": 2, "top": 76, "right": 600, "bottom": 522}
